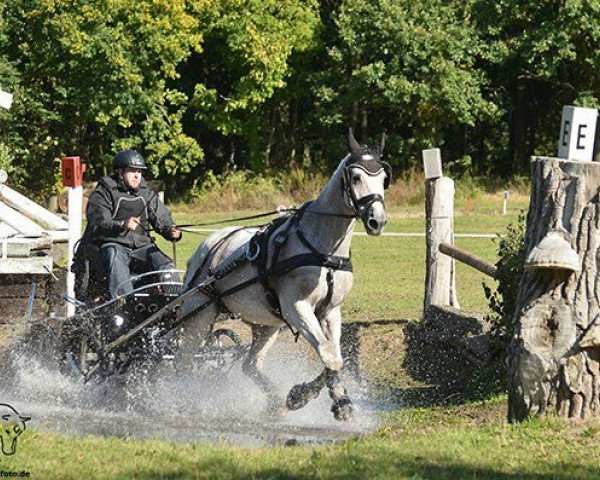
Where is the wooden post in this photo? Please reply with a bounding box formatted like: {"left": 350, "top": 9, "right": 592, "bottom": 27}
{"left": 438, "top": 243, "right": 497, "bottom": 278}
{"left": 61, "top": 157, "right": 85, "bottom": 316}
{"left": 424, "top": 177, "right": 459, "bottom": 310}
{"left": 509, "top": 156, "right": 600, "bottom": 422}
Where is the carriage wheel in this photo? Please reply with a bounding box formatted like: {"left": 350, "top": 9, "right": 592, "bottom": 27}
{"left": 61, "top": 318, "right": 107, "bottom": 382}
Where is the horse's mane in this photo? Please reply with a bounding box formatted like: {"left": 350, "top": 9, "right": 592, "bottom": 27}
{"left": 318, "top": 155, "right": 349, "bottom": 199}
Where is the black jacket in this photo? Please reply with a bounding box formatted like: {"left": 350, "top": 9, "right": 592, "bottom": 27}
{"left": 85, "top": 175, "right": 177, "bottom": 248}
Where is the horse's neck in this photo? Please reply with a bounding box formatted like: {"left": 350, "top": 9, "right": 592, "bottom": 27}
{"left": 298, "top": 167, "right": 356, "bottom": 258}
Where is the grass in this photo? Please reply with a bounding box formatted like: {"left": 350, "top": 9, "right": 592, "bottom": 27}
{"left": 2, "top": 403, "right": 600, "bottom": 479}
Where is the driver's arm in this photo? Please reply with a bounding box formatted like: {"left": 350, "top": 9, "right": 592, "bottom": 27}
{"left": 147, "top": 192, "right": 182, "bottom": 242}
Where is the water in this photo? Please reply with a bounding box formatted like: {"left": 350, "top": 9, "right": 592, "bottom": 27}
{"left": 0, "top": 335, "right": 383, "bottom": 446}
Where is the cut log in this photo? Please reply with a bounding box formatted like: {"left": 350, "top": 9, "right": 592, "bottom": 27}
{"left": 438, "top": 242, "right": 497, "bottom": 278}
{"left": 509, "top": 156, "right": 600, "bottom": 422}
{"left": 0, "top": 183, "right": 69, "bottom": 230}
{"left": 0, "top": 202, "right": 45, "bottom": 236}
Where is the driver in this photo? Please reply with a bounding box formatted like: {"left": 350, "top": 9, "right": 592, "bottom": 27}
{"left": 84, "top": 149, "right": 182, "bottom": 298}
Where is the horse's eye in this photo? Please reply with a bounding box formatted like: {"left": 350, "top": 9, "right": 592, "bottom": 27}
{"left": 352, "top": 175, "right": 361, "bottom": 184}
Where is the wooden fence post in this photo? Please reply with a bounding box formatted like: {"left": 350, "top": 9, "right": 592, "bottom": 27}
{"left": 424, "top": 174, "right": 459, "bottom": 311}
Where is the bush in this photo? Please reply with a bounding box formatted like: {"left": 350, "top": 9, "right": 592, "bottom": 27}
{"left": 0, "top": 142, "right": 13, "bottom": 175}
{"left": 483, "top": 212, "right": 527, "bottom": 344}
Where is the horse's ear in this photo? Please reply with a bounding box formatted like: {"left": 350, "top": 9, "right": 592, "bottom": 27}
{"left": 379, "top": 132, "right": 386, "bottom": 156}
{"left": 348, "top": 127, "right": 362, "bottom": 156}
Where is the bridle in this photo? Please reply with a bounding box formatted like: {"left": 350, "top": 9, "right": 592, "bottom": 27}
{"left": 300, "top": 153, "right": 391, "bottom": 222}
{"left": 295, "top": 153, "right": 392, "bottom": 257}
{"left": 341, "top": 152, "right": 392, "bottom": 215}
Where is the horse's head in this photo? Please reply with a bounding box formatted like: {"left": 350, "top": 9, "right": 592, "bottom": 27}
{"left": 0, "top": 404, "right": 30, "bottom": 456}
{"left": 343, "top": 128, "right": 391, "bottom": 235}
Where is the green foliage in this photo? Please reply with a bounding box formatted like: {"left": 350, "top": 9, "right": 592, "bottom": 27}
{"left": 0, "top": 142, "right": 13, "bottom": 174}
{"left": 483, "top": 213, "right": 526, "bottom": 342}
{"left": 334, "top": 1, "right": 495, "bottom": 126}
{"left": 190, "top": 0, "right": 320, "bottom": 169}
{"left": 474, "top": 0, "right": 600, "bottom": 172}
{"left": 2, "top": 0, "right": 600, "bottom": 194}
{"left": 2, "top": 0, "right": 204, "bottom": 194}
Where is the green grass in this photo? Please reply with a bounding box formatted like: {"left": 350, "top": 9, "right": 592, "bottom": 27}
{"left": 2, "top": 403, "right": 599, "bottom": 479}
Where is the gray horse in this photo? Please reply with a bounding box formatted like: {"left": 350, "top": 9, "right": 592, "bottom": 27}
{"left": 181, "top": 129, "right": 390, "bottom": 420}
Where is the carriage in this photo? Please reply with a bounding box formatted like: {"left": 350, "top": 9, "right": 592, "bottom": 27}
{"left": 56, "top": 260, "right": 246, "bottom": 383}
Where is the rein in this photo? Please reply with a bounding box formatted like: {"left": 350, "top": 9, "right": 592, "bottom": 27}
{"left": 175, "top": 208, "right": 293, "bottom": 229}
{"left": 177, "top": 204, "right": 359, "bottom": 234}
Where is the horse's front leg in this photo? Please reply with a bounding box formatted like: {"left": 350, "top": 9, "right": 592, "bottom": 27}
{"left": 281, "top": 299, "right": 342, "bottom": 370}
{"left": 281, "top": 301, "right": 352, "bottom": 420}
{"left": 322, "top": 307, "right": 354, "bottom": 421}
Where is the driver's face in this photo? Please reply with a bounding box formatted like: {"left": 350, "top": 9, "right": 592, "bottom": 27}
{"left": 121, "top": 167, "right": 143, "bottom": 190}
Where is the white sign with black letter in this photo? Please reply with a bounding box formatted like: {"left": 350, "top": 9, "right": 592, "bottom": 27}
{"left": 557, "top": 106, "right": 598, "bottom": 161}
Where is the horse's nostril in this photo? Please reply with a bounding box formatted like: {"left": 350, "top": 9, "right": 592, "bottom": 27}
{"left": 367, "top": 219, "right": 379, "bottom": 231}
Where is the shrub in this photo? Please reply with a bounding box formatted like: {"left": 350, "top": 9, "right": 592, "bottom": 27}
{"left": 384, "top": 168, "right": 425, "bottom": 206}
{"left": 483, "top": 212, "right": 527, "bottom": 344}
{"left": 184, "top": 168, "right": 327, "bottom": 212}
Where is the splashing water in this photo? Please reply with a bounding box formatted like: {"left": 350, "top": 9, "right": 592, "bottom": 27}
{"left": 0, "top": 333, "right": 383, "bottom": 446}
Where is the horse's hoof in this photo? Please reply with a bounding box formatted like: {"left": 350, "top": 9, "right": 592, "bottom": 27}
{"left": 331, "top": 397, "right": 354, "bottom": 421}
{"left": 286, "top": 383, "right": 320, "bottom": 411}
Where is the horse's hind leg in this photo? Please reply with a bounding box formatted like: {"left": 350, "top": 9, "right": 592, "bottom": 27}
{"left": 242, "top": 324, "right": 284, "bottom": 416}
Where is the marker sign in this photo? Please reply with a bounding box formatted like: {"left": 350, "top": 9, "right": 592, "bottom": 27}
{"left": 557, "top": 106, "right": 598, "bottom": 161}
{"left": 422, "top": 148, "right": 442, "bottom": 179}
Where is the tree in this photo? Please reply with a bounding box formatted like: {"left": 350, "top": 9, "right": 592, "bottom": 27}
{"left": 509, "top": 157, "right": 600, "bottom": 421}
{"left": 313, "top": 0, "right": 497, "bottom": 171}
{"left": 474, "top": 0, "right": 600, "bottom": 174}
{"left": 189, "top": 0, "right": 320, "bottom": 171}
{"left": 2, "top": 0, "right": 205, "bottom": 195}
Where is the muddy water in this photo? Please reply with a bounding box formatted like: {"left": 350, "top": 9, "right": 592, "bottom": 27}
{"left": 0, "top": 337, "right": 384, "bottom": 446}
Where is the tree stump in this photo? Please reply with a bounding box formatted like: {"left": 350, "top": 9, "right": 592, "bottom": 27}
{"left": 509, "top": 156, "right": 600, "bottom": 421}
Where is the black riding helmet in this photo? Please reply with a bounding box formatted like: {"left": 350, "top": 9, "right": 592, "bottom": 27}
{"left": 113, "top": 149, "right": 147, "bottom": 170}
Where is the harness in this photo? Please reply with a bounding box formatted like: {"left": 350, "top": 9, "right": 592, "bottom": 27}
{"left": 251, "top": 204, "right": 353, "bottom": 321}
{"left": 186, "top": 205, "right": 351, "bottom": 338}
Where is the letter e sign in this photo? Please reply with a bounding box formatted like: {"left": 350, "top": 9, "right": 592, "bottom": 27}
{"left": 557, "top": 106, "right": 598, "bottom": 161}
